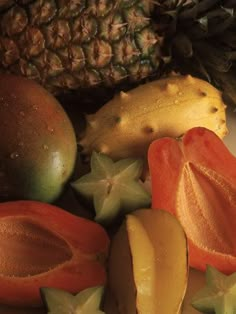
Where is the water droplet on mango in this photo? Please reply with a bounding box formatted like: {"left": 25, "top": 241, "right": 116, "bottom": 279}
{"left": 10, "top": 152, "right": 19, "bottom": 159}
{"left": 47, "top": 126, "right": 54, "bottom": 133}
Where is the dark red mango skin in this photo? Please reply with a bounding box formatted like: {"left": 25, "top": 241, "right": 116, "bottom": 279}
{"left": 0, "top": 201, "right": 110, "bottom": 307}
{"left": 0, "top": 74, "right": 77, "bottom": 202}
{"left": 148, "top": 127, "right": 236, "bottom": 274}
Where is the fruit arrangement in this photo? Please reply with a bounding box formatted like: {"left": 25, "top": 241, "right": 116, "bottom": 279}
{"left": 0, "top": 1, "right": 236, "bottom": 312}
{"left": 0, "top": 74, "right": 235, "bottom": 314}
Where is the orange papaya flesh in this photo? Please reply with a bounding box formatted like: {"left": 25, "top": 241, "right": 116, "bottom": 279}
{"left": 0, "top": 201, "right": 109, "bottom": 307}
{"left": 148, "top": 127, "right": 236, "bottom": 274}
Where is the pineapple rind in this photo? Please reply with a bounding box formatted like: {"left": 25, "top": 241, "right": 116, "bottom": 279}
{"left": 0, "top": 0, "right": 161, "bottom": 93}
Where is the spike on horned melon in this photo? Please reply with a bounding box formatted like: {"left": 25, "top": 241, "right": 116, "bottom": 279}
{"left": 79, "top": 75, "right": 228, "bottom": 160}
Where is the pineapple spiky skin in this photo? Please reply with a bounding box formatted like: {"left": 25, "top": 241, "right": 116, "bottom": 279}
{"left": 0, "top": 0, "right": 235, "bottom": 107}
{"left": 79, "top": 75, "right": 228, "bottom": 160}
{"left": 0, "top": 0, "right": 162, "bottom": 94}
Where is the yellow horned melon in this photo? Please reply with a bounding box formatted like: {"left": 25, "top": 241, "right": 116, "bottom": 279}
{"left": 79, "top": 75, "right": 227, "bottom": 160}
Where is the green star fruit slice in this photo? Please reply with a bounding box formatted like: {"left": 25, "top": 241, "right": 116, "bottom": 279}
{"left": 191, "top": 265, "right": 236, "bottom": 314}
{"left": 40, "top": 286, "right": 105, "bottom": 314}
{"left": 71, "top": 151, "right": 151, "bottom": 225}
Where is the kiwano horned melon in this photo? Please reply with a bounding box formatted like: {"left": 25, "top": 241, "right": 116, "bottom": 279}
{"left": 79, "top": 75, "right": 228, "bottom": 160}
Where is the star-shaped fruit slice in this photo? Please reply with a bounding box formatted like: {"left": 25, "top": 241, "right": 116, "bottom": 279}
{"left": 71, "top": 152, "right": 151, "bottom": 225}
{"left": 40, "top": 286, "right": 105, "bottom": 314}
{"left": 191, "top": 265, "right": 236, "bottom": 314}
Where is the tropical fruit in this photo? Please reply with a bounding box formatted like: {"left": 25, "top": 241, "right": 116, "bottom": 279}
{"left": 0, "top": 0, "right": 159, "bottom": 94}
{"left": 0, "top": 74, "right": 77, "bottom": 202}
{"left": 0, "top": 0, "right": 235, "bottom": 105}
{"left": 106, "top": 209, "right": 188, "bottom": 314}
{"left": 79, "top": 75, "right": 228, "bottom": 160}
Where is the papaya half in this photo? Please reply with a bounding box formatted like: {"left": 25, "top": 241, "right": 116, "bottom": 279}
{"left": 148, "top": 127, "right": 236, "bottom": 274}
{"left": 0, "top": 201, "right": 109, "bottom": 307}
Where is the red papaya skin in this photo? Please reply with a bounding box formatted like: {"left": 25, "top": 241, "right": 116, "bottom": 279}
{"left": 0, "top": 201, "right": 109, "bottom": 307}
{"left": 148, "top": 127, "right": 236, "bottom": 274}
{"left": 0, "top": 74, "right": 77, "bottom": 202}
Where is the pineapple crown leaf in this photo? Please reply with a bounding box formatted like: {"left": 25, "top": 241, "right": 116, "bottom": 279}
{"left": 197, "top": 16, "right": 208, "bottom": 31}
{"left": 193, "top": 41, "right": 232, "bottom": 72}
{"left": 211, "top": 67, "right": 236, "bottom": 106}
{"left": 221, "top": 6, "right": 234, "bottom": 16}
{"left": 229, "top": 52, "right": 236, "bottom": 60}
{"left": 155, "top": 0, "right": 235, "bottom": 38}
{"left": 193, "top": 54, "right": 212, "bottom": 82}
{"left": 155, "top": 0, "right": 188, "bottom": 9}
{"left": 178, "top": 0, "right": 220, "bottom": 20}
{"left": 172, "top": 32, "right": 193, "bottom": 58}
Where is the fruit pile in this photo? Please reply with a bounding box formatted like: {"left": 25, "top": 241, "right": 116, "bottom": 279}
{"left": 0, "top": 71, "right": 235, "bottom": 314}
{"left": 0, "top": 1, "right": 236, "bottom": 313}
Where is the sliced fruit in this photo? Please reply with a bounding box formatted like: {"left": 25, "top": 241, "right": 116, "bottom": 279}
{"left": 71, "top": 151, "right": 151, "bottom": 225}
{"left": 106, "top": 209, "right": 188, "bottom": 314}
{"left": 133, "top": 209, "right": 189, "bottom": 314}
{"left": 40, "top": 286, "right": 105, "bottom": 314}
{"left": 192, "top": 265, "right": 236, "bottom": 314}
{"left": 0, "top": 201, "right": 109, "bottom": 307}
{"left": 182, "top": 268, "right": 205, "bottom": 314}
{"left": 148, "top": 126, "right": 236, "bottom": 273}
{"left": 107, "top": 212, "right": 156, "bottom": 314}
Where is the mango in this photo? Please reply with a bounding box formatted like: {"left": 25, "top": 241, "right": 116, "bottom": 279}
{"left": 0, "top": 74, "right": 77, "bottom": 202}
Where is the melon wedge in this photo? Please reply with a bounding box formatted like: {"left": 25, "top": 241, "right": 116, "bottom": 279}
{"left": 106, "top": 209, "right": 188, "bottom": 314}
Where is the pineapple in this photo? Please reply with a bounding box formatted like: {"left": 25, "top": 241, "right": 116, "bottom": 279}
{"left": 0, "top": 0, "right": 235, "bottom": 104}
{"left": 157, "top": 0, "right": 236, "bottom": 106}
{"left": 0, "top": 0, "right": 161, "bottom": 94}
